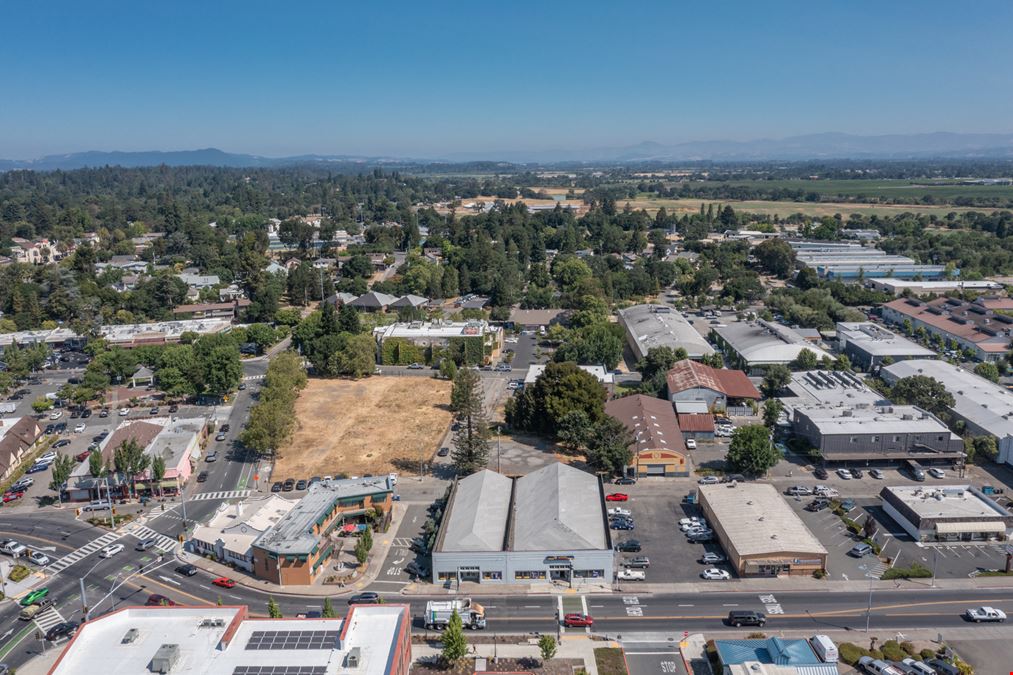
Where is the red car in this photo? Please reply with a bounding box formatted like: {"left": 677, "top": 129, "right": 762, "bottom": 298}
{"left": 605, "top": 493, "right": 628, "bottom": 502}
{"left": 212, "top": 577, "right": 236, "bottom": 589}
{"left": 3, "top": 490, "right": 25, "bottom": 503}
{"left": 563, "top": 613, "right": 594, "bottom": 627}
{"left": 75, "top": 450, "right": 91, "bottom": 462}
{"left": 145, "top": 594, "right": 177, "bottom": 606}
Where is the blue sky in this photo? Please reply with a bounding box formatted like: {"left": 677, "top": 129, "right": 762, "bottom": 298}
{"left": 2, "top": 1, "right": 1011, "bottom": 158}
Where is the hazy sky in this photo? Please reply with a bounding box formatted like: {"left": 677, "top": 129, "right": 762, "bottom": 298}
{"left": 2, "top": 1, "right": 1011, "bottom": 158}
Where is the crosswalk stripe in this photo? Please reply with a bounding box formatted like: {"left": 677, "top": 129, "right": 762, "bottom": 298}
{"left": 189, "top": 490, "right": 252, "bottom": 502}
{"left": 35, "top": 607, "right": 65, "bottom": 631}
{"left": 45, "top": 532, "right": 123, "bottom": 573}
{"left": 129, "top": 525, "right": 177, "bottom": 553}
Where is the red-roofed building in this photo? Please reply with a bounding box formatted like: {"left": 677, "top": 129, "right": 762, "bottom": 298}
{"left": 678, "top": 413, "right": 716, "bottom": 441}
{"left": 881, "top": 296, "right": 1013, "bottom": 362}
{"left": 604, "top": 395, "right": 690, "bottom": 477}
{"left": 665, "top": 360, "right": 760, "bottom": 411}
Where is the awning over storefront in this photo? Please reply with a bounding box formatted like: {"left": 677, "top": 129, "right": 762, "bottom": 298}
{"left": 935, "top": 521, "right": 1007, "bottom": 534}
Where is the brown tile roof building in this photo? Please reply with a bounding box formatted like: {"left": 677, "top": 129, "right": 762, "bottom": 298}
{"left": 665, "top": 360, "right": 761, "bottom": 400}
{"left": 678, "top": 413, "right": 716, "bottom": 433}
{"left": 605, "top": 394, "right": 685, "bottom": 455}
{"left": 881, "top": 296, "right": 1012, "bottom": 360}
{"left": 0, "top": 417, "right": 41, "bottom": 479}
{"left": 100, "top": 421, "right": 163, "bottom": 464}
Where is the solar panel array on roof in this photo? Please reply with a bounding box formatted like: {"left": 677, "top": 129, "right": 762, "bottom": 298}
{"left": 245, "top": 630, "right": 339, "bottom": 651}
{"left": 231, "top": 664, "right": 326, "bottom": 668}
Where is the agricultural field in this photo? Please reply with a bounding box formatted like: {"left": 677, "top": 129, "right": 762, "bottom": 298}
{"left": 273, "top": 376, "right": 453, "bottom": 479}
{"left": 681, "top": 178, "right": 1013, "bottom": 203}
{"left": 619, "top": 195, "right": 1002, "bottom": 219}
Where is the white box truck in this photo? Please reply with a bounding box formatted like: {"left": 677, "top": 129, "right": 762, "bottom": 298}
{"left": 424, "top": 598, "right": 486, "bottom": 630}
{"left": 809, "top": 634, "right": 838, "bottom": 663}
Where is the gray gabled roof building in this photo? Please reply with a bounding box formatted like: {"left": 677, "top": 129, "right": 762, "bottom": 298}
{"left": 433, "top": 462, "right": 613, "bottom": 585}
{"left": 617, "top": 304, "right": 714, "bottom": 361}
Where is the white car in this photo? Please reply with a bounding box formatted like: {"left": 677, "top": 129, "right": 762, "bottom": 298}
{"left": 700, "top": 552, "right": 727, "bottom": 564}
{"left": 965, "top": 606, "right": 1006, "bottom": 622}
{"left": 697, "top": 476, "right": 720, "bottom": 485}
{"left": 73, "top": 423, "right": 86, "bottom": 433}
{"left": 685, "top": 439, "right": 697, "bottom": 449}
{"left": 99, "top": 544, "right": 124, "bottom": 558}
{"left": 617, "top": 568, "right": 645, "bottom": 581}
{"left": 836, "top": 468, "right": 852, "bottom": 480}
{"left": 680, "top": 520, "right": 707, "bottom": 532}
{"left": 608, "top": 507, "right": 632, "bottom": 517}
{"left": 928, "top": 468, "right": 946, "bottom": 479}
{"left": 28, "top": 550, "right": 50, "bottom": 566}
{"left": 701, "top": 568, "right": 731, "bottom": 580}
{"left": 36, "top": 451, "right": 57, "bottom": 464}
{"left": 119, "top": 408, "right": 129, "bottom": 416}
{"left": 49, "top": 411, "right": 63, "bottom": 420}
{"left": 901, "top": 658, "right": 936, "bottom": 675}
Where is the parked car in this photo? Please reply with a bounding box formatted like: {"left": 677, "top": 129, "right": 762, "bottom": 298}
{"left": 624, "top": 556, "right": 650, "bottom": 569}
{"left": 563, "top": 613, "right": 594, "bottom": 627}
{"left": 53, "top": 439, "right": 71, "bottom": 449}
{"left": 928, "top": 468, "right": 946, "bottom": 479}
{"left": 849, "top": 543, "right": 874, "bottom": 558}
{"left": 785, "top": 485, "right": 813, "bottom": 496}
{"left": 614, "top": 477, "right": 636, "bottom": 485}
{"left": 437, "top": 447, "right": 450, "bottom": 457}
{"left": 407, "top": 363, "right": 425, "bottom": 370}
{"left": 11, "top": 477, "right": 32, "bottom": 491}
{"left": 405, "top": 561, "right": 429, "bottom": 578}
{"left": 168, "top": 405, "right": 178, "bottom": 413}
{"left": 348, "top": 592, "right": 380, "bottom": 605}
{"left": 48, "top": 411, "right": 63, "bottom": 420}
{"left": 610, "top": 518, "right": 634, "bottom": 530}
{"left": 851, "top": 467, "right": 864, "bottom": 479}
{"left": 857, "top": 656, "right": 905, "bottom": 675}
{"left": 836, "top": 468, "right": 853, "bottom": 480}
{"left": 73, "top": 423, "right": 86, "bottom": 433}
{"left": 805, "top": 498, "right": 830, "bottom": 512}
{"left": 814, "top": 467, "right": 829, "bottom": 480}
{"left": 296, "top": 479, "right": 308, "bottom": 490}
{"left": 215, "top": 432, "right": 227, "bottom": 442}
{"left": 37, "top": 451, "right": 56, "bottom": 464}
{"left": 119, "top": 408, "right": 129, "bottom": 416}
{"left": 282, "top": 478, "right": 295, "bottom": 491}
{"left": 220, "top": 424, "right": 230, "bottom": 433}
{"left": 146, "top": 594, "right": 177, "bottom": 607}
{"left": 617, "top": 568, "right": 645, "bottom": 581}
{"left": 686, "top": 530, "right": 714, "bottom": 543}
{"left": 149, "top": 407, "right": 159, "bottom": 415}
{"left": 197, "top": 471, "right": 209, "bottom": 483}
{"left": 605, "top": 493, "right": 628, "bottom": 502}
{"left": 685, "top": 439, "right": 697, "bottom": 449}
{"left": 271, "top": 481, "right": 283, "bottom": 492}
{"left": 212, "top": 577, "right": 236, "bottom": 589}
{"left": 1, "top": 540, "right": 27, "bottom": 556}
{"left": 699, "top": 552, "right": 727, "bottom": 564}
{"left": 900, "top": 658, "right": 938, "bottom": 675}
{"left": 205, "top": 452, "right": 218, "bottom": 462}
{"left": 615, "top": 540, "right": 641, "bottom": 552}
{"left": 701, "top": 568, "right": 731, "bottom": 580}
{"left": 28, "top": 551, "right": 50, "bottom": 566}
{"left": 697, "top": 476, "right": 720, "bottom": 485}
{"left": 870, "top": 469, "right": 885, "bottom": 479}
{"left": 607, "top": 507, "right": 631, "bottom": 517}
{"left": 75, "top": 450, "right": 91, "bottom": 462}
{"left": 2, "top": 491, "right": 25, "bottom": 503}
{"left": 99, "top": 409, "right": 109, "bottom": 418}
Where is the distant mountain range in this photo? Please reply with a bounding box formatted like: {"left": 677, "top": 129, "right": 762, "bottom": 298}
{"left": 3, "top": 132, "right": 1013, "bottom": 170}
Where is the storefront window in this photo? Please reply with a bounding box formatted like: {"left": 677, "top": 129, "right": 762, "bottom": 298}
{"left": 514, "top": 570, "right": 546, "bottom": 580}
{"left": 437, "top": 571, "right": 456, "bottom": 581}
{"left": 482, "top": 571, "right": 502, "bottom": 580}
{"left": 573, "top": 569, "right": 604, "bottom": 579}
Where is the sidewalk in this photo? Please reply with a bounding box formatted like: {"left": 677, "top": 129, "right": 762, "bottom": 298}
{"left": 174, "top": 500, "right": 410, "bottom": 598}
{"left": 412, "top": 635, "right": 607, "bottom": 675}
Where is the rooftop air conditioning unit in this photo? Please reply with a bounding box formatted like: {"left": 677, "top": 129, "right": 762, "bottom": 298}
{"left": 346, "top": 647, "right": 362, "bottom": 668}
{"left": 149, "top": 644, "right": 180, "bottom": 674}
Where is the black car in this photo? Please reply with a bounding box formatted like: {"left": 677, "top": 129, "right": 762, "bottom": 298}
{"left": 80, "top": 409, "right": 92, "bottom": 418}
{"left": 175, "top": 564, "right": 198, "bottom": 577}
{"left": 295, "top": 479, "right": 308, "bottom": 491}
{"left": 43, "top": 424, "right": 55, "bottom": 435}
{"left": 437, "top": 447, "right": 450, "bottom": 457}
{"left": 93, "top": 431, "right": 108, "bottom": 442}
{"left": 168, "top": 404, "right": 179, "bottom": 413}
{"left": 614, "top": 477, "right": 636, "bottom": 485}
{"left": 805, "top": 498, "right": 830, "bottom": 512}
{"left": 70, "top": 410, "right": 80, "bottom": 419}
{"left": 45, "top": 621, "right": 78, "bottom": 642}
{"left": 850, "top": 467, "right": 864, "bottom": 479}
{"left": 309, "top": 476, "right": 321, "bottom": 485}
{"left": 53, "top": 439, "right": 71, "bottom": 449}
{"left": 271, "top": 481, "right": 283, "bottom": 492}
{"left": 220, "top": 424, "right": 230, "bottom": 433}
{"left": 54, "top": 422, "right": 67, "bottom": 433}
{"left": 615, "top": 540, "right": 641, "bottom": 552}
{"left": 196, "top": 471, "right": 209, "bottom": 483}
{"left": 726, "top": 611, "right": 766, "bottom": 627}
{"left": 813, "top": 467, "right": 829, "bottom": 480}
{"left": 348, "top": 592, "right": 380, "bottom": 605}
{"left": 282, "top": 478, "right": 295, "bottom": 492}
{"left": 406, "top": 560, "right": 429, "bottom": 578}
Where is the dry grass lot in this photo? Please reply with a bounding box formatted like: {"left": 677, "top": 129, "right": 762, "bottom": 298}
{"left": 274, "top": 376, "right": 453, "bottom": 479}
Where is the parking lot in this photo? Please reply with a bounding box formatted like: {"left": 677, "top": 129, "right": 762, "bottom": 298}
{"left": 608, "top": 482, "right": 735, "bottom": 584}
{"left": 788, "top": 492, "right": 1011, "bottom": 581}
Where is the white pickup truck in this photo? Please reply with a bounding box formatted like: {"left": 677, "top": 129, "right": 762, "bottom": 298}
{"left": 965, "top": 606, "right": 1006, "bottom": 622}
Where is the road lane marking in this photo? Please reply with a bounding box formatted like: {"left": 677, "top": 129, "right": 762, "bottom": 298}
{"left": 722, "top": 603, "right": 738, "bottom": 607}
{"left": 678, "top": 604, "right": 694, "bottom": 607}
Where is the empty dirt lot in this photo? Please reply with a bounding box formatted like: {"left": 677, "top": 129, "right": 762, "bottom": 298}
{"left": 273, "top": 376, "right": 453, "bottom": 479}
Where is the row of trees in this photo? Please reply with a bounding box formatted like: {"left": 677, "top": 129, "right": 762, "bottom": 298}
{"left": 293, "top": 303, "right": 376, "bottom": 378}
{"left": 239, "top": 351, "right": 308, "bottom": 456}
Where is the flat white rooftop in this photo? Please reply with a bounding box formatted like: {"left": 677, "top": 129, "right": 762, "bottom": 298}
{"left": 883, "top": 485, "right": 1008, "bottom": 520}
{"left": 373, "top": 320, "right": 492, "bottom": 340}
{"left": 49, "top": 605, "right": 409, "bottom": 675}
{"left": 524, "top": 364, "right": 614, "bottom": 385}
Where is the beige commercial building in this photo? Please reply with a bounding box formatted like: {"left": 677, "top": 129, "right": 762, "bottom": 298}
{"left": 698, "top": 483, "right": 828, "bottom": 577}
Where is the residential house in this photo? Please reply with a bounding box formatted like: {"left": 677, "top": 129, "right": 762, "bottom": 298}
{"left": 9, "top": 238, "right": 57, "bottom": 265}
{"left": 351, "top": 291, "right": 398, "bottom": 312}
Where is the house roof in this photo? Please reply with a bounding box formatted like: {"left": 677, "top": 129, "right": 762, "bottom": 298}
{"left": 101, "top": 421, "right": 163, "bottom": 462}
{"left": 350, "top": 291, "right": 398, "bottom": 308}
{"left": 0, "top": 417, "right": 40, "bottom": 471}
{"left": 883, "top": 297, "right": 1013, "bottom": 347}
{"left": 605, "top": 395, "right": 684, "bottom": 454}
{"left": 666, "top": 360, "right": 760, "bottom": 400}
{"left": 677, "top": 413, "right": 715, "bottom": 432}
{"left": 509, "top": 308, "right": 566, "bottom": 326}
{"left": 172, "top": 300, "right": 250, "bottom": 314}
{"left": 617, "top": 304, "right": 714, "bottom": 360}
{"left": 390, "top": 294, "right": 429, "bottom": 308}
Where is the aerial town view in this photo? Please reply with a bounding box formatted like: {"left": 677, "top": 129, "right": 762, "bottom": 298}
{"left": 2, "top": 2, "right": 1013, "bottom": 674}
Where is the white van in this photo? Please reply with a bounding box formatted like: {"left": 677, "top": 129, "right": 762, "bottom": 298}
{"left": 809, "top": 635, "right": 838, "bottom": 663}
